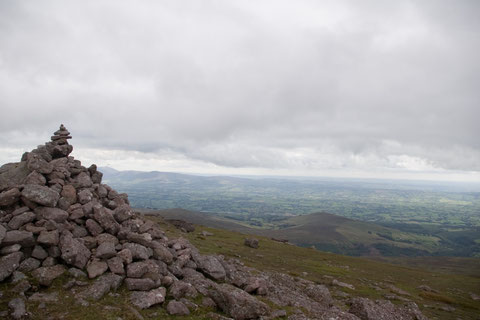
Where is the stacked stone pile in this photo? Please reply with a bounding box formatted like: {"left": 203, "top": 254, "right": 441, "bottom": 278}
{"left": 0, "top": 125, "right": 428, "bottom": 320}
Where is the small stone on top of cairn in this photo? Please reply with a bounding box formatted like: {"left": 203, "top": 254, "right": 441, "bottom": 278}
{"left": 51, "top": 124, "right": 72, "bottom": 144}
{"left": 48, "top": 124, "right": 73, "bottom": 158}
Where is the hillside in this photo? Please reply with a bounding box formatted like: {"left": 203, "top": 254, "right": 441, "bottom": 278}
{"left": 142, "top": 209, "right": 443, "bottom": 256}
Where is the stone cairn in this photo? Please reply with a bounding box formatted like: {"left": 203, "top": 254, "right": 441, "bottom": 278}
{"left": 0, "top": 125, "right": 428, "bottom": 320}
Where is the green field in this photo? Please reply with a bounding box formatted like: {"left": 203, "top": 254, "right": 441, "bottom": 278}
{"left": 103, "top": 169, "right": 480, "bottom": 257}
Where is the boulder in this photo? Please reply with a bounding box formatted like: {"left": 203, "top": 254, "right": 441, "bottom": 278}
{"left": 93, "top": 206, "right": 120, "bottom": 235}
{"left": 113, "top": 205, "right": 133, "bottom": 223}
{"left": 0, "top": 188, "right": 21, "bottom": 207}
{"left": 35, "top": 207, "right": 69, "bottom": 223}
{"left": 0, "top": 252, "right": 23, "bottom": 281}
{"left": 18, "top": 257, "right": 41, "bottom": 272}
{"left": 151, "top": 242, "right": 173, "bottom": 264}
{"left": 7, "top": 211, "right": 35, "bottom": 229}
{"left": 59, "top": 231, "right": 91, "bottom": 269}
{"left": 37, "top": 230, "right": 59, "bottom": 246}
{"left": 0, "top": 224, "right": 6, "bottom": 244}
{"left": 2, "top": 230, "right": 35, "bottom": 247}
{"left": 244, "top": 238, "right": 259, "bottom": 249}
{"left": 126, "top": 261, "right": 150, "bottom": 278}
{"left": 167, "top": 300, "right": 190, "bottom": 315}
{"left": 77, "top": 273, "right": 124, "bottom": 301}
{"left": 349, "top": 298, "right": 427, "bottom": 320}
{"left": 125, "top": 278, "right": 158, "bottom": 291}
{"left": 169, "top": 280, "right": 198, "bottom": 299}
{"left": 87, "top": 260, "right": 109, "bottom": 279}
{"left": 23, "top": 171, "right": 47, "bottom": 186}
{"left": 86, "top": 219, "right": 104, "bottom": 236}
{"left": 61, "top": 185, "right": 77, "bottom": 204}
{"left": 95, "top": 241, "right": 116, "bottom": 259}
{"left": 77, "top": 189, "right": 93, "bottom": 205}
{"left": 197, "top": 255, "right": 226, "bottom": 281}
{"left": 130, "top": 287, "right": 166, "bottom": 309}
{"left": 22, "top": 184, "right": 59, "bottom": 207}
{"left": 73, "top": 172, "right": 93, "bottom": 189}
{"left": 107, "top": 257, "right": 125, "bottom": 275}
{"left": 32, "top": 264, "right": 66, "bottom": 286}
{"left": 123, "top": 243, "right": 152, "bottom": 261}
{"left": 209, "top": 283, "right": 270, "bottom": 320}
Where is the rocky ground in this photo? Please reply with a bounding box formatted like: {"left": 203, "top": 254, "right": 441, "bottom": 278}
{"left": 0, "top": 125, "right": 431, "bottom": 319}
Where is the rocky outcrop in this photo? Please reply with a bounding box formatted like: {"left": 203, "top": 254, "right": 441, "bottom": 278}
{"left": 0, "top": 125, "right": 429, "bottom": 320}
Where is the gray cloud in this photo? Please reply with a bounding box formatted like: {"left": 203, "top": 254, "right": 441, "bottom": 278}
{"left": 0, "top": 0, "right": 479, "bottom": 177}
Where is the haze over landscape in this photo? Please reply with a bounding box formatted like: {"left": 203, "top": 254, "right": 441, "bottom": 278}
{"left": 1, "top": 0, "right": 479, "bottom": 182}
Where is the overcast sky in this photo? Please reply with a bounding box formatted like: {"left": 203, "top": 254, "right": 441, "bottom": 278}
{"left": 0, "top": 0, "right": 479, "bottom": 181}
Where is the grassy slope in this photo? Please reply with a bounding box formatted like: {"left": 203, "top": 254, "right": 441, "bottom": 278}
{"left": 144, "top": 209, "right": 443, "bottom": 256}
{"left": 2, "top": 217, "right": 479, "bottom": 319}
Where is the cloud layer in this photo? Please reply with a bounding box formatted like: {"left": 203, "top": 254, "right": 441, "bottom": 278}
{"left": 0, "top": 1, "right": 479, "bottom": 180}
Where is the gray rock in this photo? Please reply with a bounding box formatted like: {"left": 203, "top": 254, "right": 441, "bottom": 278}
{"left": 69, "top": 267, "right": 87, "bottom": 278}
{"left": 59, "top": 231, "right": 91, "bottom": 269}
{"left": 123, "top": 243, "right": 152, "bottom": 260}
{"left": 129, "top": 287, "right": 166, "bottom": 309}
{"left": 2, "top": 230, "right": 35, "bottom": 247}
{"left": 305, "top": 284, "right": 332, "bottom": 305}
{"left": 117, "top": 248, "right": 133, "bottom": 264}
{"left": 244, "top": 277, "right": 268, "bottom": 295}
{"left": 1, "top": 244, "right": 22, "bottom": 255}
{"left": 86, "top": 219, "right": 104, "bottom": 236}
{"left": 167, "top": 300, "right": 190, "bottom": 315}
{"left": 0, "top": 188, "right": 21, "bottom": 207}
{"left": 37, "top": 230, "right": 59, "bottom": 246}
{"left": 87, "top": 260, "right": 109, "bottom": 279}
{"left": 107, "top": 257, "right": 125, "bottom": 275}
{"left": 61, "top": 184, "right": 77, "bottom": 205}
{"left": 73, "top": 172, "right": 93, "bottom": 189}
{"left": 0, "top": 224, "right": 5, "bottom": 245}
{"left": 113, "top": 205, "right": 133, "bottom": 223}
{"left": 32, "top": 264, "right": 66, "bottom": 286}
{"left": 0, "top": 252, "right": 23, "bottom": 281}
{"left": 209, "top": 283, "right": 270, "bottom": 320}
{"left": 197, "top": 255, "right": 226, "bottom": 281}
{"left": 32, "top": 245, "right": 49, "bottom": 260}
{"left": 244, "top": 238, "right": 259, "bottom": 249}
{"left": 152, "top": 243, "right": 173, "bottom": 265}
{"left": 26, "top": 153, "right": 53, "bottom": 174}
{"left": 96, "top": 241, "right": 117, "bottom": 259}
{"left": 96, "top": 233, "right": 119, "bottom": 245}
{"left": 23, "top": 171, "right": 47, "bottom": 186}
{"left": 77, "top": 189, "right": 93, "bottom": 205}
{"left": 127, "top": 261, "right": 150, "bottom": 278}
{"left": 35, "top": 207, "right": 68, "bottom": 223}
{"left": 72, "top": 225, "right": 89, "bottom": 238}
{"left": 7, "top": 211, "right": 35, "bottom": 229}
{"left": 349, "top": 298, "right": 427, "bottom": 320}
{"left": 18, "top": 257, "right": 41, "bottom": 272}
{"left": 8, "top": 298, "right": 26, "bottom": 320}
{"left": 22, "top": 184, "right": 59, "bottom": 207}
{"left": 0, "top": 162, "right": 30, "bottom": 192}
{"left": 125, "top": 278, "right": 158, "bottom": 291}
{"left": 93, "top": 206, "right": 120, "bottom": 235}
{"left": 77, "top": 273, "right": 124, "bottom": 301}
{"left": 169, "top": 280, "right": 198, "bottom": 299}
{"left": 42, "top": 257, "right": 57, "bottom": 267}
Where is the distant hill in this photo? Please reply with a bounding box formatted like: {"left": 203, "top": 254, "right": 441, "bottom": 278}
{"left": 142, "top": 208, "right": 441, "bottom": 256}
